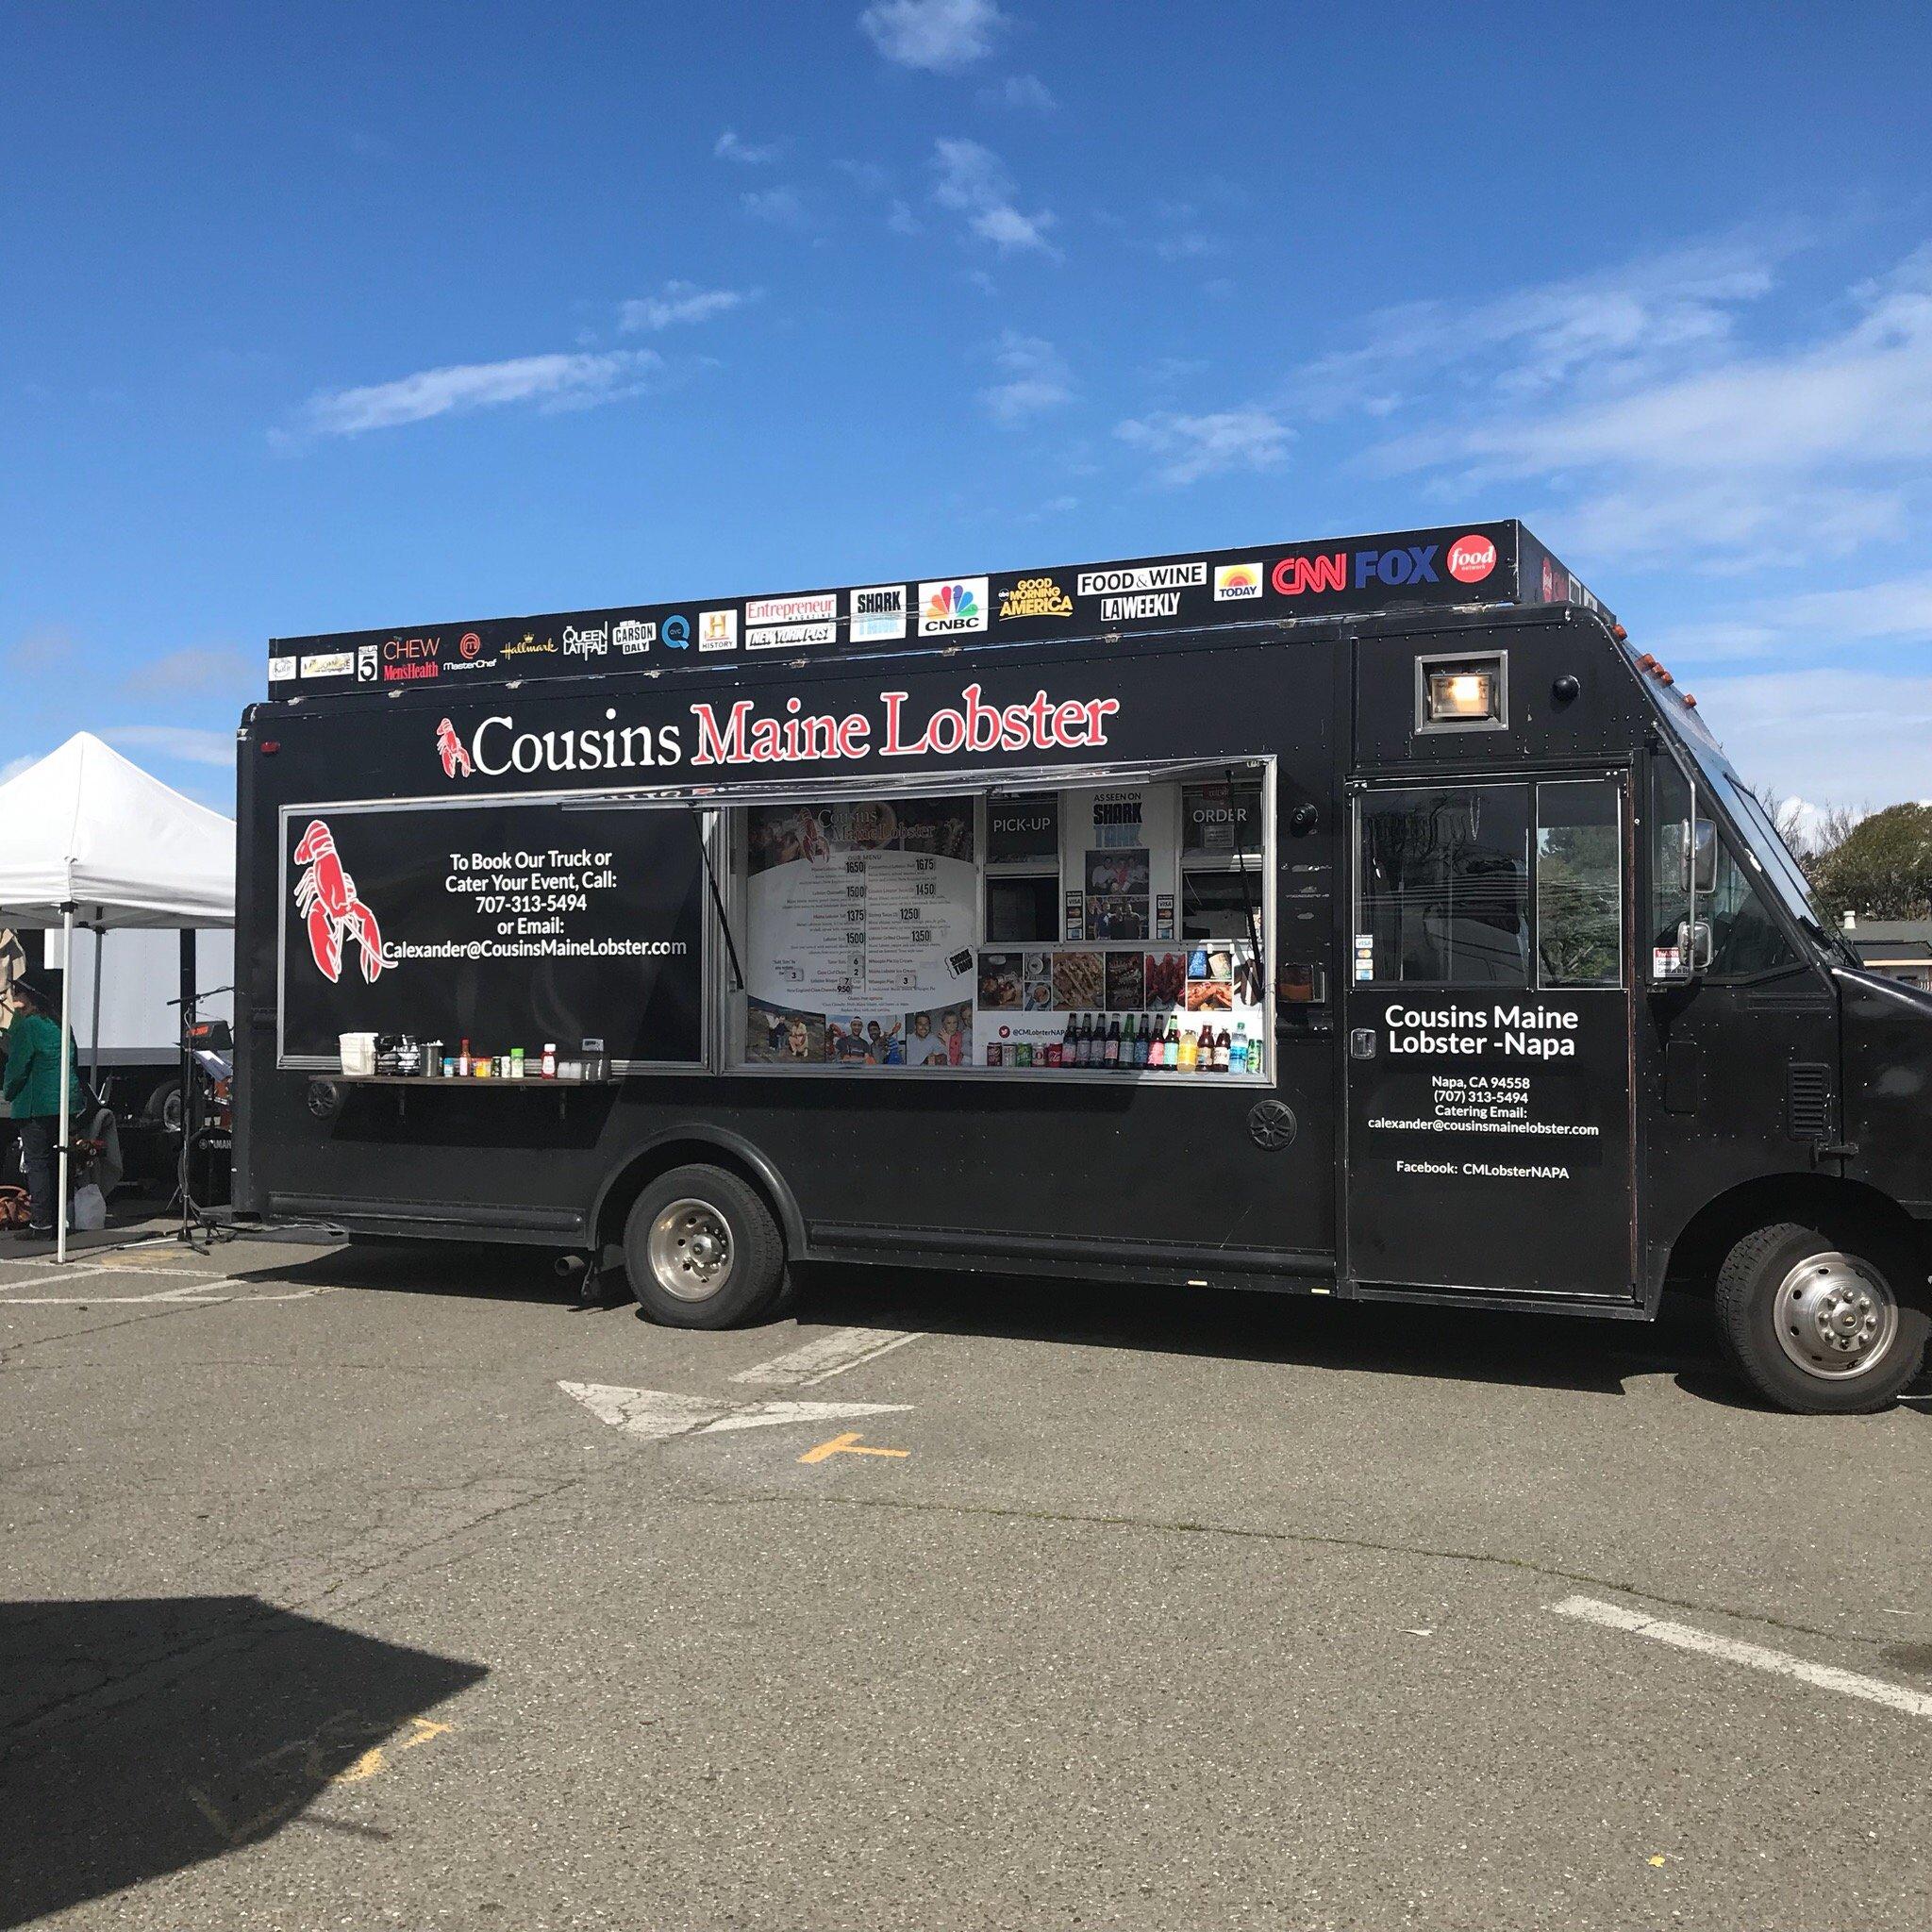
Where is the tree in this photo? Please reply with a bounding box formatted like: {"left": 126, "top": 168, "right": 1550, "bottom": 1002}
{"left": 1809, "top": 803, "right": 1932, "bottom": 922}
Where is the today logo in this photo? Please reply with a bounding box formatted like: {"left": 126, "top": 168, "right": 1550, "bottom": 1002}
{"left": 1213, "top": 561, "right": 1262, "bottom": 601}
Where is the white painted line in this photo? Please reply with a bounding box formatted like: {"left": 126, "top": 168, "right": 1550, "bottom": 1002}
{"left": 729, "top": 1325, "right": 924, "bottom": 1389}
{"left": 559, "top": 1380, "right": 911, "bottom": 1444}
{"left": 1549, "top": 1595, "right": 1932, "bottom": 1721}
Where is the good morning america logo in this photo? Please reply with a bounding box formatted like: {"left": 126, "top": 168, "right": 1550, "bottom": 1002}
{"left": 437, "top": 683, "right": 1122, "bottom": 779}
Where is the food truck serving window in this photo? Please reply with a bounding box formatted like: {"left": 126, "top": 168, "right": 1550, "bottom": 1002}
{"left": 727, "top": 765, "right": 1272, "bottom": 1076}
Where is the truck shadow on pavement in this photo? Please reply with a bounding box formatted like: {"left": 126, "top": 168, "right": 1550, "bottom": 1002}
{"left": 805, "top": 1268, "right": 1932, "bottom": 1412}
{"left": 0, "top": 1596, "right": 485, "bottom": 1929}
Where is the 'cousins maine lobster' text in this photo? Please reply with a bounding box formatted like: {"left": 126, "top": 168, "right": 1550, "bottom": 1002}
{"left": 439, "top": 683, "right": 1120, "bottom": 781}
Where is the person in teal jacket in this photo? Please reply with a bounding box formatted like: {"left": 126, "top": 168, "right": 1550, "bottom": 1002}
{"left": 3, "top": 980, "right": 82, "bottom": 1237}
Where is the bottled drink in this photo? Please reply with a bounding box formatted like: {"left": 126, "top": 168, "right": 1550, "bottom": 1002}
{"left": 1178, "top": 1026, "right": 1198, "bottom": 1072}
{"left": 1144, "top": 1016, "right": 1160, "bottom": 1067}
{"left": 1105, "top": 1016, "right": 1122, "bottom": 1066}
{"left": 1073, "top": 1014, "right": 1089, "bottom": 1067}
{"left": 1213, "top": 1026, "right": 1231, "bottom": 1073}
{"left": 1132, "top": 1014, "right": 1149, "bottom": 1068}
{"left": 1121, "top": 1013, "right": 1137, "bottom": 1067}
{"left": 1229, "top": 1023, "right": 1248, "bottom": 1075}
{"left": 1247, "top": 1030, "right": 1263, "bottom": 1079}
{"left": 1062, "top": 1013, "right": 1078, "bottom": 1065}
{"left": 457, "top": 1038, "right": 473, "bottom": 1078}
{"left": 1164, "top": 1021, "right": 1180, "bottom": 1070}
{"left": 1198, "top": 1025, "right": 1217, "bottom": 1072}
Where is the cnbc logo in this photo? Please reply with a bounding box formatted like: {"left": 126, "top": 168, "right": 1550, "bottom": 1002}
{"left": 918, "top": 576, "right": 988, "bottom": 637}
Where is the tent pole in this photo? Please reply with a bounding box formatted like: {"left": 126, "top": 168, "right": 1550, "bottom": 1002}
{"left": 89, "top": 924, "right": 104, "bottom": 1091}
{"left": 57, "top": 906, "right": 74, "bottom": 1265}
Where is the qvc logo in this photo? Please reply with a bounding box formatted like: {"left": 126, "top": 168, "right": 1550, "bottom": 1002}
{"left": 1446, "top": 534, "right": 1497, "bottom": 584}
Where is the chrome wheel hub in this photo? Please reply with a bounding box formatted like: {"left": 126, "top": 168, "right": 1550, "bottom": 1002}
{"left": 1773, "top": 1251, "right": 1899, "bottom": 1380}
{"left": 646, "top": 1199, "right": 734, "bottom": 1302}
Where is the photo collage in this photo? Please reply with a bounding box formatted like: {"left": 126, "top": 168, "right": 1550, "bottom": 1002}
{"left": 737, "top": 777, "right": 1267, "bottom": 1076}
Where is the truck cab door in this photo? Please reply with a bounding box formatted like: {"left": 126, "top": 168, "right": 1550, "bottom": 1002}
{"left": 1343, "top": 774, "right": 1639, "bottom": 1303}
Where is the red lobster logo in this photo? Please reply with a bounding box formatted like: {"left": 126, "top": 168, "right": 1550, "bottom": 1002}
{"left": 292, "top": 820, "right": 395, "bottom": 984}
{"left": 436, "top": 718, "right": 473, "bottom": 779}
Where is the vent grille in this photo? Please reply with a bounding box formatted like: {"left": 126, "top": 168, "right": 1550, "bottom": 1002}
{"left": 1787, "top": 1062, "right": 1832, "bottom": 1140}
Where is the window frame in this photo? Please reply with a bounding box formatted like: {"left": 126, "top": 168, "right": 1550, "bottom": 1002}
{"left": 718, "top": 758, "right": 1278, "bottom": 1082}
{"left": 1350, "top": 773, "right": 1629, "bottom": 994}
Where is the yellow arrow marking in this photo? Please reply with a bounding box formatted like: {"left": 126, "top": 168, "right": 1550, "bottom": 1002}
{"left": 797, "top": 1431, "right": 909, "bottom": 1465}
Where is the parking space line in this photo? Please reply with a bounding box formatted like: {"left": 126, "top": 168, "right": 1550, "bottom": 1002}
{"left": 730, "top": 1324, "right": 924, "bottom": 1389}
{"left": 1549, "top": 1595, "right": 1932, "bottom": 1720}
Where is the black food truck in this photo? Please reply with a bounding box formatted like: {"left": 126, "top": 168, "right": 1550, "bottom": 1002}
{"left": 236, "top": 521, "right": 1932, "bottom": 1413}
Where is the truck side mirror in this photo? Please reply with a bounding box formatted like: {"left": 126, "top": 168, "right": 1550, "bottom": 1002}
{"left": 1678, "top": 918, "right": 1713, "bottom": 974}
{"left": 1691, "top": 821, "right": 1718, "bottom": 896}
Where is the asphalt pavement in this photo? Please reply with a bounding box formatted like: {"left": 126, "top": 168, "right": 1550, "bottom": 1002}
{"left": 3, "top": 1228, "right": 1928, "bottom": 1930}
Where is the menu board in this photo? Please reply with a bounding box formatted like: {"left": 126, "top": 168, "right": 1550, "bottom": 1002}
{"left": 741, "top": 799, "right": 977, "bottom": 1067}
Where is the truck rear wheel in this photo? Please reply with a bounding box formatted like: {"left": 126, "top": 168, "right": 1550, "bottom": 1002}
{"left": 622, "top": 1164, "right": 789, "bottom": 1329}
{"left": 1715, "top": 1221, "right": 1927, "bottom": 1414}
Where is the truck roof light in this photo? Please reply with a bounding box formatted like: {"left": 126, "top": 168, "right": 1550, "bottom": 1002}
{"left": 1612, "top": 624, "right": 1628, "bottom": 641}
{"left": 1425, "top": 666, "right": 1500, "bottom": 723}
{"left": 1636, "top": 653, "right": 1657, "bottom": 671}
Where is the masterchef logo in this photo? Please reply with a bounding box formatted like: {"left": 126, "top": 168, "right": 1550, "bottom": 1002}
{"left": 433, "top": 684, "right": 1121, "bottom": 780}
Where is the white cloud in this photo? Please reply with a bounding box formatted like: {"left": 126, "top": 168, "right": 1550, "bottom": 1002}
{"left": 302, "top": 350, "right": 658, "bottom": 435}
{"left": 0, "top": 753, "right": 39, "bottom": 784}
{"left": 1302, "top": 236, "right": 1792, "bottom": 418}
{"left": 125, "top": 645, "right": 254, "bottom": 697}
{"left": 713, "top": 128, "right": 779, "bottom": 165}
{"left": 741, "top": 184, "right": 810, "bottom": 229}
{"left": 1689, "top": 670, "right": 1932, "bottom": 810}
{"left": 7, "top": 624, "right": 80, "bottom": 671}
{"left": 980, "top": 72, "right": 1055, "bottom": 110}
{"left": 982, "top": 330, "right": 1072, "bottom": 424}
{"left": 1115, "top": 407, "right": 1291, "bottom": 485}
{"left": 860, "top": 0, "right": 1008, "bottom": 70}
{"left": 100, "top": 725, "right": 237, "bottom": 769}
{"left": 618, "top": 281, "right": 749, "bottom": 332}
{"left": 1326, "top": 239, "right": 1932, "bottom": 571}
{"left": 930, "top": 138, "right": 1058, "bottom": 257}
{"left": 1647, "top": 571, "right": 1932, "bottom": 669}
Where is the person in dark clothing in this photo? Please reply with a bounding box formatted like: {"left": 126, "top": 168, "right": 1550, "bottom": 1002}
{"left": 2, "top": 981, "right": 81, "bottom": 1238}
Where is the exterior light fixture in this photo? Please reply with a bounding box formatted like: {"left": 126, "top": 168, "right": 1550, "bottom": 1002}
{"left": 1416, "top": 652, "right": 1507, "bottom": 732}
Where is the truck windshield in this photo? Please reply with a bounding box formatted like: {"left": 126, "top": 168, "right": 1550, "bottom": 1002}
{"left": 1658, "top": 707, "right": 1841, "bottom": 951}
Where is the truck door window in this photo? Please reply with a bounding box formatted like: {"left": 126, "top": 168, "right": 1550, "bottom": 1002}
{"left": 1536, "top": 780, "right": 1622, "bottom": 988}
{"left": 1706, "top": 837, "right": 1800, "bottom": 977}
{"left": 1649, "top": 754, "right": 1695, "bottom": 977}
{"left": 1356, "top": 784, "right": 1529, "bottom": 986}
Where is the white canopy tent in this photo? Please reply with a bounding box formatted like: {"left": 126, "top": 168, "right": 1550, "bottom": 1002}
{"left": 0, "top": 733, "right": 236, "bottom": 1259}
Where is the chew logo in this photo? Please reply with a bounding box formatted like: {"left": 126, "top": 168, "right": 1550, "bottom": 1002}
{"left": 436, "top": 718, "right": 474, "bottom": 778}
{"left": 292, "top": 820, "right": 395, "bottom": 984}
{"left": 1446, "top": 534, "right": 1497, "bottom": 584}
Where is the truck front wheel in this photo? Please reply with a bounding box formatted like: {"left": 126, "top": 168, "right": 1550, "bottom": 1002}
{"left": 622, "top": 1163, "right": 790, "bottom": 1329}
{"left": 1715, "top": 1221, "right": 1928, "bottom": 1414}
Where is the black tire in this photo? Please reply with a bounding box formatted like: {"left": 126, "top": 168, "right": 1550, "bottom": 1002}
{"left": 622, "top": 1163, "right": 789, "bottom": 1329}
{"left": 147, "top": 1077, "right": 184, "bottom": 1134}
{"left": 1714, "top": 1220, "right": 1928, "bottom": 1414}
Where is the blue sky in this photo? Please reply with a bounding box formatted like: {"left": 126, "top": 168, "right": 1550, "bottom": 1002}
{"left": 5, "top": 0, "right": 1930, "bottom": 823}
